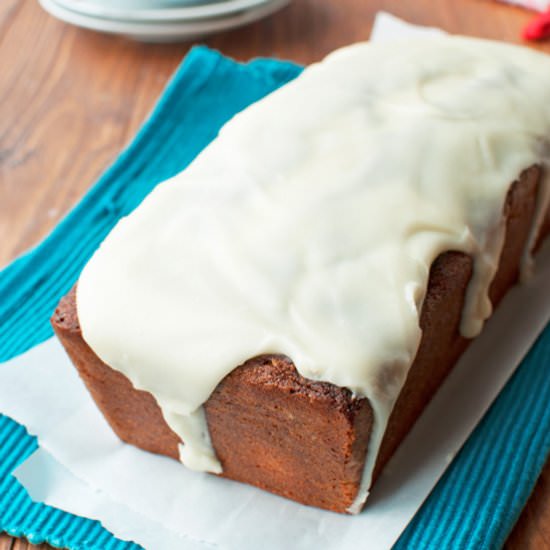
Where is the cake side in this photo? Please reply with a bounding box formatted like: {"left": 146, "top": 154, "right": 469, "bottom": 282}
{"left": 373, "top": 165, "right": 543, "bottom": 482}
{"left": 52, "top": 166, "right": 547, "bottom": 513}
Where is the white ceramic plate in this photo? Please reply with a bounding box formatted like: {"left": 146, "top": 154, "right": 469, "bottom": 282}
{"left": 52, "top": 0, "right": 276, "bottom": 22}
{"left": 39, "top": 0, "right": 290, "bottom": 42}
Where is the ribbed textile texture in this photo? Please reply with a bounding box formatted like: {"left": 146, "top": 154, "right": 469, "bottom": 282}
{"left": 0, "top": 46, "right": 548, "bottom": 550}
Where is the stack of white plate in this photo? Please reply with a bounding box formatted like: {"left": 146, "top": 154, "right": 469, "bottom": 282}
{"left": 39, "top": 0, "right": 290, "bottom": 42}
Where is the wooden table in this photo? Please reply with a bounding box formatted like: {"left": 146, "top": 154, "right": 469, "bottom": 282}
{"left": 1, "top": 0, "right": 549, "bottom": 548}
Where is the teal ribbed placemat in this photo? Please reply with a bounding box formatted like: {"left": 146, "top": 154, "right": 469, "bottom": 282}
{"left": 0, "top": 46, "right": 548, "bottom": 550}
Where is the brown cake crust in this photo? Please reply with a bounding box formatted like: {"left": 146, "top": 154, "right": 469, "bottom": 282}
{"left": 51, "top": 165, "right": 547, "bottom": 513}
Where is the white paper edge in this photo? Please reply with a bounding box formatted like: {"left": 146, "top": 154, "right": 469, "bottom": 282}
{"left": 15, "top": 450, "right": 210, "bottom": 550}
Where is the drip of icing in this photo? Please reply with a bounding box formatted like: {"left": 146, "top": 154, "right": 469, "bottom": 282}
{"left": 76, "top": 36, "right": 550, "bottom": 514}
{"left": 521, "top": 164, "right": 550, "bottom": 281}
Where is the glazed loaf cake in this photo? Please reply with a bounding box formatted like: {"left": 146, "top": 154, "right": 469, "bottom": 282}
{"left": 52, "top": 36, "right": 550, "bottom": 514}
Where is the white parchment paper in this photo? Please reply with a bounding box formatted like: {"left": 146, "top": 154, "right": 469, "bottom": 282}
{"left": 1, "top": 13, "right": 550, "bottom": 550}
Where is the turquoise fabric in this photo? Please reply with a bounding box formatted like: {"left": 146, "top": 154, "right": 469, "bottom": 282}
{"left": 0, "top": 46, "right": 548, "bottom": 550}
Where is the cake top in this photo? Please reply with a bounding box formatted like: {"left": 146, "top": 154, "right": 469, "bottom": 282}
{"left": 77, "top": 35, "right": 550, "bottom": 511}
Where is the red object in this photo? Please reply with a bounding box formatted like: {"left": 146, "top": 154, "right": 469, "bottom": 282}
{"left": 522, "top": 9, "right": 550, "bottom": 41}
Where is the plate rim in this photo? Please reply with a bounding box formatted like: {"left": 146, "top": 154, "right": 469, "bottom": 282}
{"left": 39, "top": 0, "right": 290, "bottom": 38}
{"left": 51, "top": 0, "right": 275, "bottom": 22}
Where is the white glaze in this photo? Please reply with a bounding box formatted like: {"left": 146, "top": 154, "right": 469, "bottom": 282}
{"left": 76, "top": 36, "right": 550, "bottom": 513}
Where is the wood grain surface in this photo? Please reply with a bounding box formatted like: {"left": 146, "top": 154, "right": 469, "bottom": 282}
{"left": 1, "top": 0, "right": 549, "bottom": 548}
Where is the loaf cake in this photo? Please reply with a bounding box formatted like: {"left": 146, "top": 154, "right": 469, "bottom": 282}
{"left": 52, "top": 36, "right": 550, "bottom": 514}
